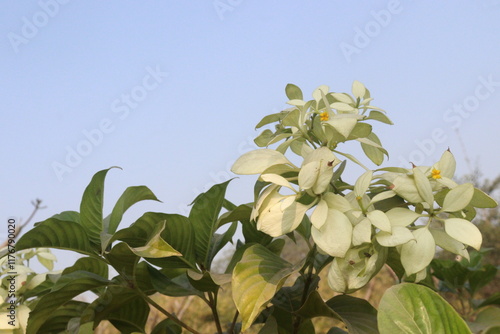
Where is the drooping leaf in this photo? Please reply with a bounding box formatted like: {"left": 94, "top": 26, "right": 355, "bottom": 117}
{"left": 232, "top": 244, "right": 302, "bottom": 331}
{"left": 378, "top": 283, "right": 471, "bottom": 334}
{"left": 128, "top": 221, "right": 182, "bottom": 259}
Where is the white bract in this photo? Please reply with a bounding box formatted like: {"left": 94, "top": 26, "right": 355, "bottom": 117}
{"left": 233, "top": 82, "right": 497, "bottom": 294}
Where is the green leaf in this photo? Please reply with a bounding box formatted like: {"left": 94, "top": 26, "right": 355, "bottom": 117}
{"left": 256, "top": 113, "right": 282, "bottom": 129}
{"left": 26, "top": 272, "right": 110, "bottom": 334}
{"left": 62, "top": 257, "right": 108, "bottom": 279}
{"left": 81, "top": 286, "right": 149, "bottom": 333}
{"left": 478, "top": 293, "right": 500, "bottom": 308}
{"left": 327, "top": 295, "right": 378, "bottom": 334}
{"left": 285, "top": 83, "right": 303, "bottom": 100}
{"left": 147, "top": 265, "right": 202, "bottom": 297}
{"left": 361, "top": 132, "right": 385, "bottom": 166}
{"left": 80, "top": 167, "right": 119, "bottom": 245}
{"left": 113, "top": 212, "right": 197, "bottom": 270}
{"left": 232, "top": 149, "right": 292, "bottom": 175}
{"left": 37, "top": 301, "right": 89, "bottom": 334}
{"left": 151, "top": 318, "right": 182, "bottom": 334}
{"left": 470, "top": 188, "right": 498, "bottom": 208}
{"left": 232, "top": 244, "right": 302, "bottom": 331}
{"left": 104, "top": 185, "right": 160, "bottom": 237}
{"left": 217, "top": 204, "right": 252, "bottom": 228}
{"left": 430, "top": 259, "right": 469, "bottom": 291}
{"left": 255, "top": 129, "right": 274, "bottom": 147}
{"left": 472, "top": 307, "right": 500, "bottom": 334}
{"left": 468, "top": 264, "right": 497, "bottom": 297}
{"left": 49, "top": 210, "right": 80, "bottom": 224}
{"left": 189, "top": 180, "right": 231, "bottom": 268}
{"left": 128, "top": 221, "right": 182, "bottom": 258}
{"left": 16, "top": 218, "right": 95, "bottom": 256}
{"left": 378, "top": 283, "right": 471, "bottom": 334}
{"left": 367, "top": 110, "right": 393, "bottom": 125}
{"left": 106, "top": 242, "right": 139, "bottom": 280}
{"left": 206, "top": 221, "right": 238, "bottom": 268}
{"left": 296, "top": 290, "right": 342, "bottom": 321}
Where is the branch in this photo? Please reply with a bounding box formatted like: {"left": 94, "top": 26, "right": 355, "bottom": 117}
{"left": 1, "top": 199, "right": 45, "bottom": 249}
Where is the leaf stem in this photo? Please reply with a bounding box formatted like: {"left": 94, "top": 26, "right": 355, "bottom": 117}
{"left": 228, "top": 310, "right": 239, "bottom": 334}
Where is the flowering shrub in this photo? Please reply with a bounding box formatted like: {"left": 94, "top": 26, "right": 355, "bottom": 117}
{"left": 2, "top": 81, "right": 497, "bottom": 334}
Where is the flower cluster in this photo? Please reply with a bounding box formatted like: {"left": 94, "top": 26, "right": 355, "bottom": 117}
{"left": 232, "top": 82, "right": 497, "bottom": 293}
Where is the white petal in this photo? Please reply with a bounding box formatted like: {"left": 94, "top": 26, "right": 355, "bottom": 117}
{"left": 311, "top": 199, "right": 328, "bottom": 229}
{"left": 444, "top": 218, "right": 482, "bottom": 250}
{"left": 352, "top": 218, "right": 372, "bottom": 246}
{"left": 400, "top": 228, "right": 435, "bottom": 276}
{"left": 376, "top": 227, "right": 415, "bottom": 247}
{"left": 260, "top": 173, "right": 295, "bottom": 190}
{"left": 231, "top": 149, "right": 292, "bottom": 175}
{"left": 323, "top": 193, "right": 352, "bottom": 212}
{"left": 352, "top": 80, "right": 366, "bottom": 99}
{"left": 386, "top": 208, "right": 421, "bottom": 227}
{"left": 311, "top": 209, "right": 352, "bottom": 257}
{"left": 354, "top": 170, "right": 373, "bottom": 198}
{"left": 367, "top": 210, "right": 391, "bottom": 232}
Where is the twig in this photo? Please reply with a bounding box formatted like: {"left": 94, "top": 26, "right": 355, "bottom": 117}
{"left": 1, "top": 199, "right": 45, "bottom": 248}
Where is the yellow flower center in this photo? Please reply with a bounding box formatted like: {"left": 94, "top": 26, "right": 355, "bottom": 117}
{"left": 319, "top": 111, "right": 329, "bottom": 121}
{"left": 431, "top": 168, "right": 442, "bottom": 179}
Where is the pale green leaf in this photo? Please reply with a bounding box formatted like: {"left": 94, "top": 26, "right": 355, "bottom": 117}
{"left": 310, "top": 199, "right": 328, "bottom": 229}
{"left": 285, "top": 83, "right": 303, "bottom": 100}
{"left": 367, "top": 210, "right": 391, "bottom": 232}
{"left": 429, "top": 228, "right": 469, "bottom": 260}
{"left": 413, "top": 168, "right": 434, "bottom": 206}
{"left": 232, "top": 244, "right": 301, "bottom": 331}
{"left": 232, "top": 149, "right": 292, "bottom": 175}
{"left": 352, "top": 218, "right": 372, "bottom": 246}
{"left": 378, "top": 283, "right": 472, "bottom": 334}
{"left": 354, "top": 171, "right": 373, "bottom": 198}
{"left": 352, "top": 80, "right": 366, "bottom": 99}
{"left": 444, "top": 218, "right": 482, "bottom": 250}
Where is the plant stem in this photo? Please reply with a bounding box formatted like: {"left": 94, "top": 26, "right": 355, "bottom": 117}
{"left": 228, "top": 310, "right": 239, "bottom": 334}
{"left": 208, "top": 291, "right": 224, "bottom": 334}
{"left": 293, "top": 246, "right": 317, "bottom": 334}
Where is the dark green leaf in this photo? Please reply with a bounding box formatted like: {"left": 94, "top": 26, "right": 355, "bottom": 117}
{"left": 26, "top": 272, "right": 110, "bottom": 334}
{"left": 148, "top": 265, "right": 202, "bottom": 297}
{"left": 80, "top": 167, "right": 119, "bottom": 245}
{"left": 16, "top": 218, "right": 95, "bottom": 256}
{"left": 81, "top": 286, "right": 149, "bottom": 333}
{"left": 327, "top": 295, "right": 378, "bottom": 334}
{"left": 189, "top": 180, "right": 231, "bottom": 268}
{"left": 37, "top": 301, "right": 89, "bottom": 334}
{"left": 104, "top": 185, "right": 160, "bottom": 236}
{"left": 49, "top": 210, "right": 80, "bottom": 224}
{"left": 151, "top": 318, "right": 182, "bottom": 334}
{"left": 468, "top": 265, "right": 497, "bottom": 297}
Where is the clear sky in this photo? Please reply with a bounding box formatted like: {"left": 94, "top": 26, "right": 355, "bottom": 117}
{"left": 1, "top": 1, "right": 499, "bottom": 268}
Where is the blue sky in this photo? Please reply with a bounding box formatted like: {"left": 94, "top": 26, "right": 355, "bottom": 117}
{"left": 1, "top": 1, "right": 499, "bottom": 268}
